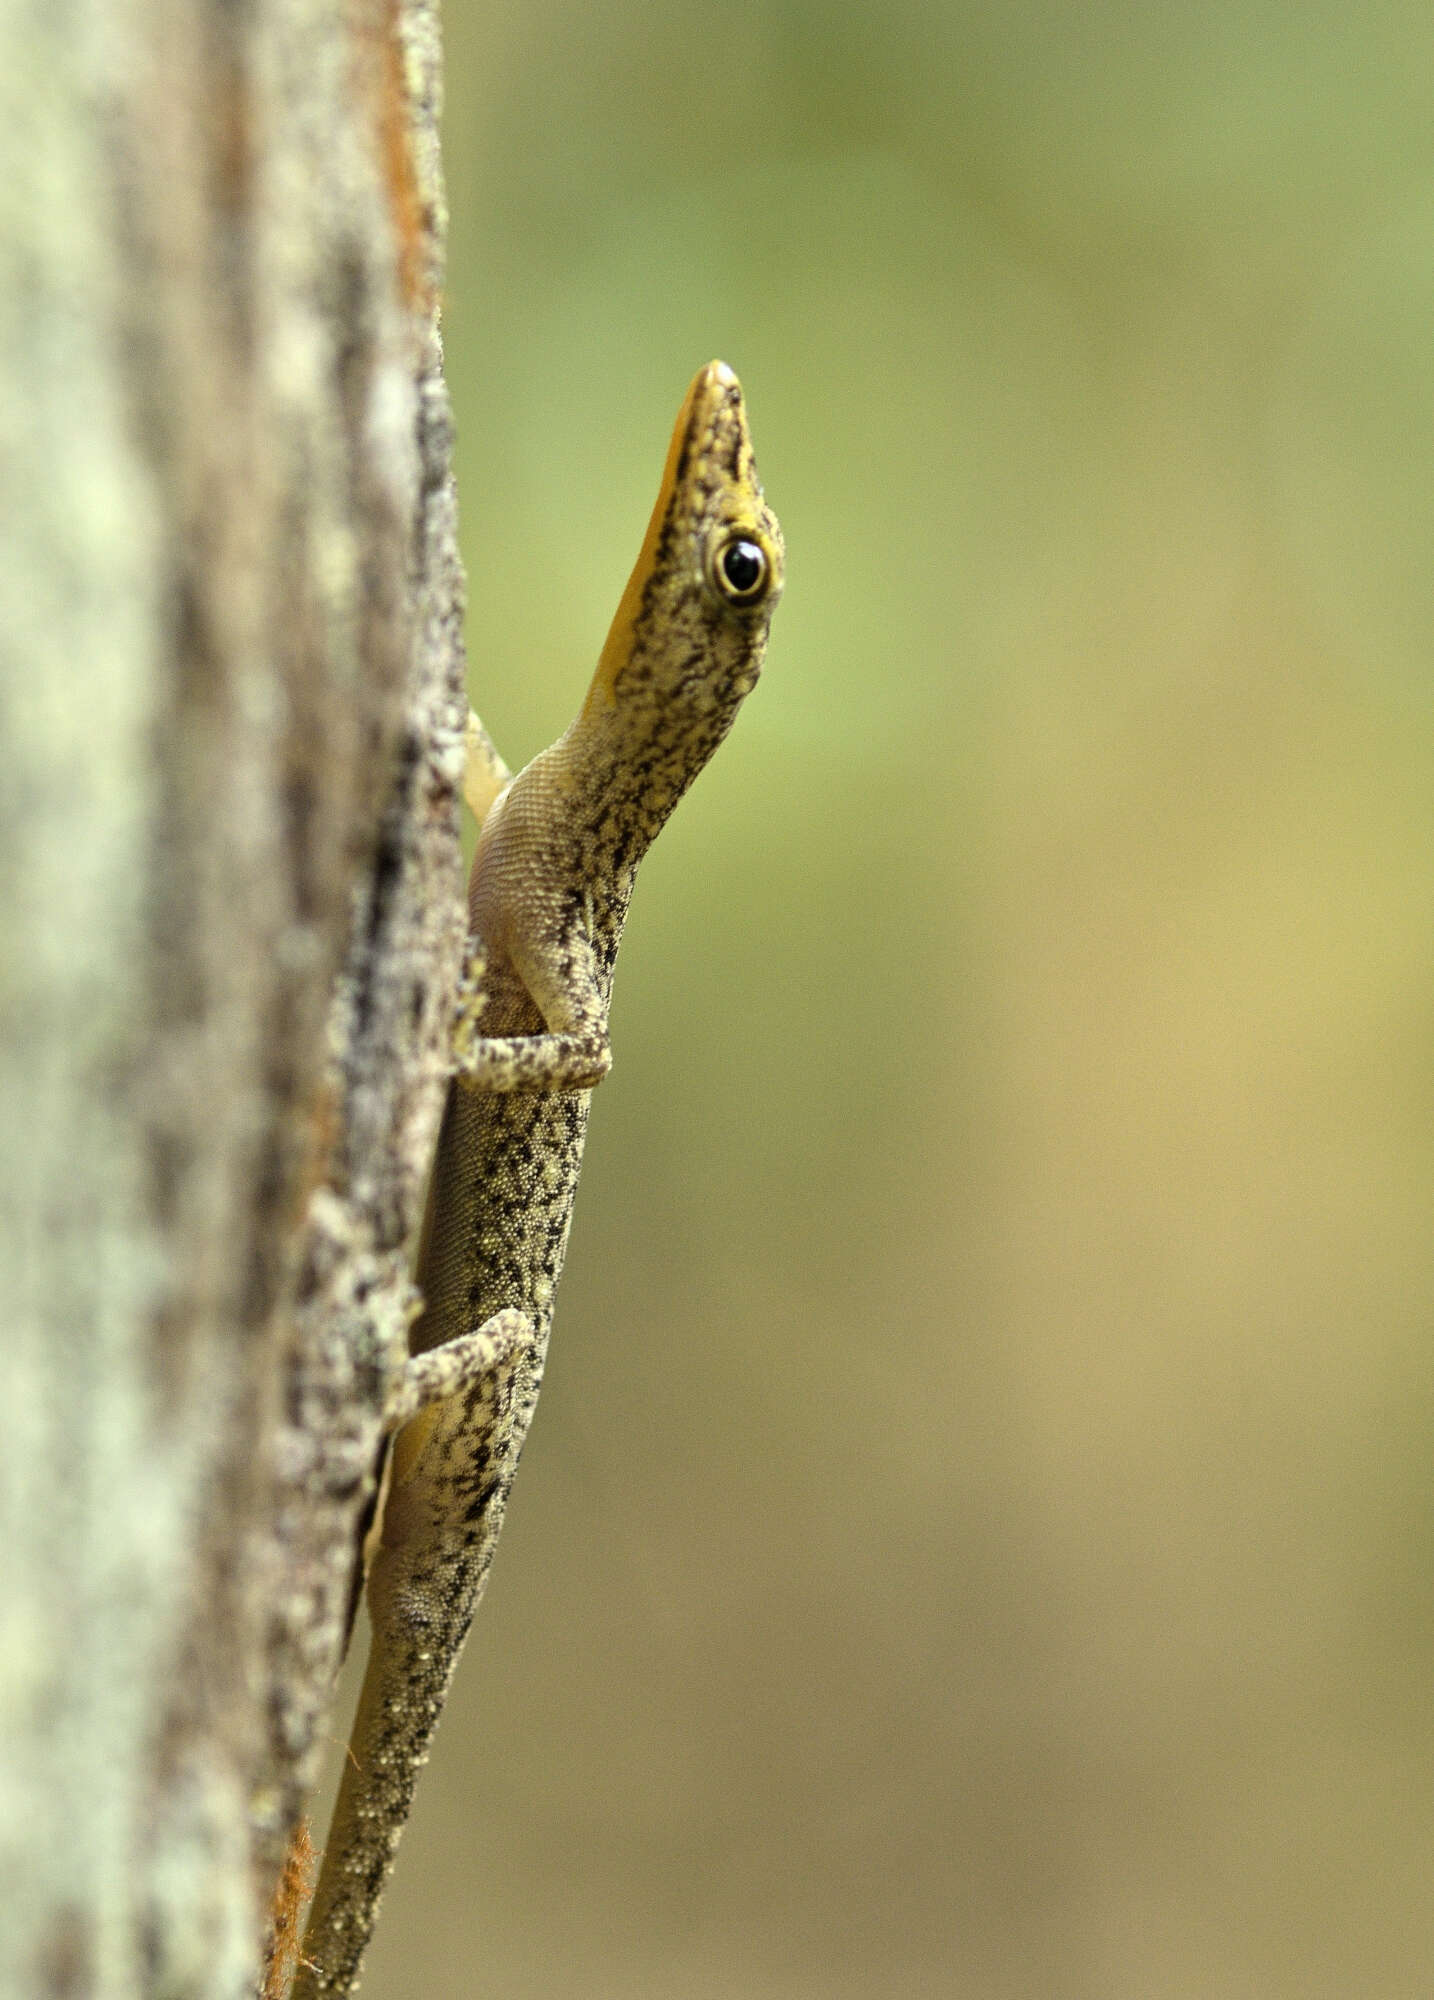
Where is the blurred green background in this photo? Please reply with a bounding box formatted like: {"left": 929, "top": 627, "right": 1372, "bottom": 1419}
{"left": 349, "top": 4, "right": 1434, "bottom": 1994}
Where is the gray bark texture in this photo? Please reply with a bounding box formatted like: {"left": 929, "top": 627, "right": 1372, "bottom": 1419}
{"left": 0, "top": 1, "right": 470, "bottom": 1995}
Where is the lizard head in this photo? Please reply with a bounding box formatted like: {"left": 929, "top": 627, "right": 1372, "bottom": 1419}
{"left": 586, "top": 361, "right": 785, "bottom": 733}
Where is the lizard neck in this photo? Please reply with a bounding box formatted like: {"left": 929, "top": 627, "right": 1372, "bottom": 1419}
{"left": 559, "top": 674, "right": 746, "bottom": 858}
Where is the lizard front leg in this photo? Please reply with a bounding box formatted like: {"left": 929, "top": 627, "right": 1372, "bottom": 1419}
{"left": 461, "top": 708, "right": 511, "bottom": 827}
{"left": 451, "top": 906, "right": 614, "bottom": 1094}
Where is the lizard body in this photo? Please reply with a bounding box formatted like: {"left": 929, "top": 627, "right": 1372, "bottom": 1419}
{"left": 294, "top": 362, "right": 783, "bottom": 1997}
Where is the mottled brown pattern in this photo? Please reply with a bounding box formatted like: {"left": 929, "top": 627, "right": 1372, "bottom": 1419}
{"left": 296, "top": 363, "right": 783, "bottom": 1996}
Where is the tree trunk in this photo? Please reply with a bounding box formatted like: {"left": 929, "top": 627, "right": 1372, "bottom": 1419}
{"left": 0, "top": 2, "right": 469, "bottom": 1994}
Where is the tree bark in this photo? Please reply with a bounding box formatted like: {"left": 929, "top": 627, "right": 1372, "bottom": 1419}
{"left": 0, "top": 2, "right": 469, "bottom": 1994}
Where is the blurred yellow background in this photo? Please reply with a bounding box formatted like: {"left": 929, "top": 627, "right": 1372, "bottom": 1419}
{"left": 351, "top": 5, "right": 1434, "bottom": 1993}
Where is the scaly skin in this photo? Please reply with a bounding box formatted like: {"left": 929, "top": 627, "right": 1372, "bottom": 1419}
{"left": 294, "top": 363, "right": 783, "bottom": 1997}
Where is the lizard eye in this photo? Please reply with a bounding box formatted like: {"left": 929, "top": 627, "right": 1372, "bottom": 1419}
{"left": 711, "top": 534, "right": 770, "bottom": 606}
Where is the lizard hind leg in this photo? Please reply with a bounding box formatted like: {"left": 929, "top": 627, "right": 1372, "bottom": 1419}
{"left": 295, "top": 1310, "right": 541, "bottom": 2000}
{"left": 384, "top": 1306, "right": 535, "bottom": 1433}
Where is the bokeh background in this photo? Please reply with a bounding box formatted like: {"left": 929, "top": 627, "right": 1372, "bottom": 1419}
{"left": 337, "top": 5, "right": 1434, "bottom": 1994}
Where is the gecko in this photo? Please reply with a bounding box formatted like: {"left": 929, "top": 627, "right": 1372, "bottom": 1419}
{"left": 292, "top": 361, "right": 784, "bottom": 1998}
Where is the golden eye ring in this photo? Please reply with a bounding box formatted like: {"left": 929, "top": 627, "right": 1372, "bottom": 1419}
{"left": 710, "top": 532, "right": 771, "bottom": 606}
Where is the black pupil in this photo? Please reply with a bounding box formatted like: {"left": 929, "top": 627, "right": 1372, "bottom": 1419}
{"left": 721, "top": 539, "right": 765, "bottom": 596}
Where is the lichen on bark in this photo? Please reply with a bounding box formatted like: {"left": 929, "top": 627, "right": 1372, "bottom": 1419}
{"left": 0, "top": 2, "right": 473, "bottom": 1993}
